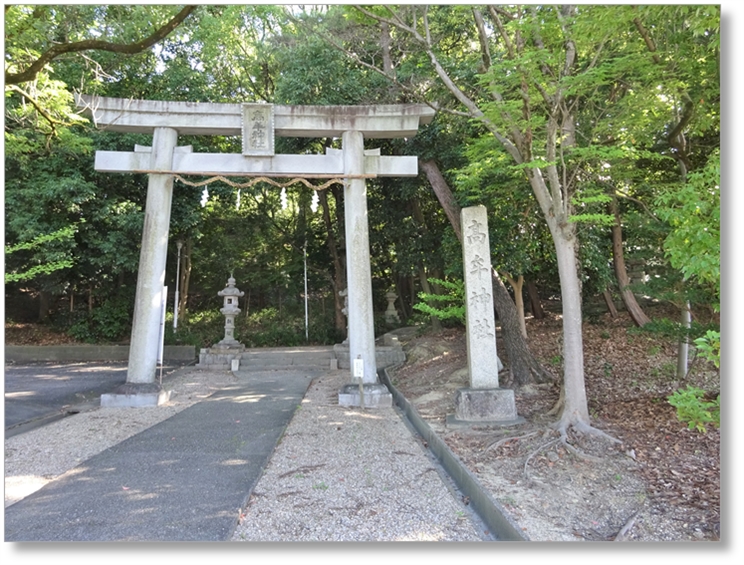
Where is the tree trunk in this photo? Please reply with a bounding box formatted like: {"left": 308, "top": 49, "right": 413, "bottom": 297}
{"left": 504, "top": 273, "right": 527, "bottom": 338}
{"left": 418, "top": 266, "right": 442, "bottom": 332}
{"left": 319, "top": 189, "right": 346, "bottom": 332}
{"left": 177, "top": 238, "right": 192, "bottom": 325}
{"left": 602, "top": 288, "right": 619, "bottom": 318}
{"left": 421, "top": 159, "right": 552, "bottom": 385}
{"left": 409, "top": 275, "right": 416, "bottom": 318}
{"left": 550, "top": 221, "right": 590, "bottom": 430}
{"left": 611, "top": 194, "right": 651, "bottom": 326}
{"left": 38, "top": 290, "right": 51, "bottom": 322}
{"left": 491, "top": 268, "right": 552, "bottom": 384}
{"left": 526, "top": 279, "right": 545, "bottom": 320}
{"left": 409, "top": 196, "right": 443, "bottom": 332}
{"left": 396, "top": 275, "right": 410, "bottom": 320}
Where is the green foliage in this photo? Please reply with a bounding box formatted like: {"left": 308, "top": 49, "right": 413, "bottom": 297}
{"left": 667, "top": 386, "right": 720, "bottom": 433}
{"left": 166, "top": 306, "right": 344, "bottom": 350}
{"left": 694, "top": 330, "right": 720, "bottom": 369}
{"left": 569, "top": 191, "right": 614, "bottom": 226}
{"left": 4, "top": 224, "right": 80, "bottom": 283}
{"left": 655, "top": 151, "right": 720, "bottom": 310}
{"left": 2, "top": 3, "right": 720, "bottom": 352}
{"left": 413, "top": 278, "right": 465, "bottom": 324}
{"left": 165, "top": 310, "right": 225, "bottom": 350}
{"left": 241, "top": 307, "right": 343, "bottom": 348}
{"left": 243, "top": 307, "right": 304, "bottom": 347}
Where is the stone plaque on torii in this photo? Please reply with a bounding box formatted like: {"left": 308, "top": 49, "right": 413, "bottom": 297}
{"left": 77, "top": 95, "right": 434, "bottom": 407}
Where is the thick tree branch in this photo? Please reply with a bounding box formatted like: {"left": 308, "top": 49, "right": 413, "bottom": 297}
{"left": 5, "top": 5, "right": 198, "bottom": 85}
{"left": 633, "top": 16, "right": 662, "bottom": 64}
{"left": 355, "top": 6, "right": 525, "bottom": 163}
{"left": 472, "top": 8, "right": 492, "bottom": 70}
{"left": 6, "top": 84, "right": 67, "bottom": 132}
{"left": 488, "top": 6, "right": 515, "bottom": 59}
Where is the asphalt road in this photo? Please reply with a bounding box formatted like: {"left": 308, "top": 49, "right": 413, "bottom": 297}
{"left": 4, "top": 361, "right": 187, "bottom": 436}
{"left": 4, "top": 368, "right": 316, "bottom": 541}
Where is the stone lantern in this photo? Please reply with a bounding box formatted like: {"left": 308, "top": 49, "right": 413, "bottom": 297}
{"left": 217, "top": 276, "right": 245, "bottom": 348}
{"left": 384, "top": 290, "right": 400, "bottom": 325}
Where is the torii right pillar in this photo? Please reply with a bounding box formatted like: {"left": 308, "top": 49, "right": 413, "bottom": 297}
{"left": 337, "top": 130, "right": 391, "bottom": 408}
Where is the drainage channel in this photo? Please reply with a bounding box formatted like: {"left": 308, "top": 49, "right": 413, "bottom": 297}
{"left": 380, "top": 368, "right": 528, "bottom": 542}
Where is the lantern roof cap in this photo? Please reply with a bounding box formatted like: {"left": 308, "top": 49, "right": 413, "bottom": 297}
{"left": 218, "top": 277, "right": 244, "bottom": 297}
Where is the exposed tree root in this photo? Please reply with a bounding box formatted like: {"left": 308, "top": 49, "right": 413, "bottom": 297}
{"left": 614, "top": 510, "right": 640, "bottom": 541}
{"left": 523, "top": 437, "right": 560, "bottom": 478}
{"left": 485, "top": 431, "right": 538, "bottom": 453}
{"left": 546, "top": 385, "right": 565, "bottom": 417}
{"left": 559, "top": 438, "right": 605, "bottom": 463}
{"left": 552, "top": 417, "right": 622, "bottom": 445}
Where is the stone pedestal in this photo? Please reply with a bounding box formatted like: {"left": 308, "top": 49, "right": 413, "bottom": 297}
{"left": 198, "top": 344, "right": 245, "bottom": 369}
{"left": 101, "top": 382, "right": 171, "bottom": 408}
{"left": 451, "top": 388, "right": 521, "bottom": 423}
{"left": 338, "top": 382, "right": 393, "bottom": 408}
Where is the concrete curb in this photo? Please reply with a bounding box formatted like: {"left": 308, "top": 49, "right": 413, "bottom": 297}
{"left": 380, "top": 368, "right": 528, "bottom": 541}
{"left": 5, "top": 345, "right": 196, "bottom": 363}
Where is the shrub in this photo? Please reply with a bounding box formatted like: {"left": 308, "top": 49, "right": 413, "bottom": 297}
{"left": 412, "top": 277, "right": 465, "bottom": 324}
{"left": 667, "top": 385, "right": 720, "bottom": 433}
{"left": 694, "top": 330, "right": 720, "bottom": 368}
{"left": 67, "top": 294, "right": 133, "bottom": 343}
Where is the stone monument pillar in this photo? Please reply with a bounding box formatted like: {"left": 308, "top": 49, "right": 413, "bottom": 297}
{"left": 453, "top": 205, "right": 519, "bottom": 423}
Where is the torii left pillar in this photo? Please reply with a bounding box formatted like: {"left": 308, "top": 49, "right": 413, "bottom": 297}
{"left": 101, "top": 127, "right": 177, "bottom": 407}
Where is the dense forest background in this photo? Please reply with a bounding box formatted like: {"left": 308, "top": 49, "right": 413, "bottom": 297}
{"left": 3, "top": 4, "right": 720, "bottom": 374}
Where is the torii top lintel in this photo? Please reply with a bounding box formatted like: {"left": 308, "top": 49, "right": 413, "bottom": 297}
{"left": 77, "top": 95, "right": 435, "bottom": 139}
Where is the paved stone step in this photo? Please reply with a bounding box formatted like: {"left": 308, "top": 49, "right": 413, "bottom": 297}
{"left": 237, "top": 347, "right": 335, "bottom": 369}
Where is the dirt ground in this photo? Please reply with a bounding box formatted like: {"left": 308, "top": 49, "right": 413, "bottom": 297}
{"left": 389, "top": 305, "right": 720, "bottom": 542}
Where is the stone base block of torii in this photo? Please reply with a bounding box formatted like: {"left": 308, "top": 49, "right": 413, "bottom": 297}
{"left": 338, "top": 383, "right": 393, "bottom": 408}
{"left": 101, "top": 382, "right": 171, "bottom": 408}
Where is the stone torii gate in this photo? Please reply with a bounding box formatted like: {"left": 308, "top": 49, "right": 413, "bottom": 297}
{"left": 77, "top": 95, "right": 434, "bottom": 407}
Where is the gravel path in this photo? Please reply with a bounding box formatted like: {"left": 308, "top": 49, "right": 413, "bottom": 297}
{"left": 231, "top": 369, "right": 488, "bottom": 542}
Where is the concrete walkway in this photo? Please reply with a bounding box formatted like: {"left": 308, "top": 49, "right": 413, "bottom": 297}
{"left": 4, "top": 368, "right": 317, "bottom": 541}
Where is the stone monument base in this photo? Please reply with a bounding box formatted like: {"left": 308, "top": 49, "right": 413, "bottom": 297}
{"left": 101, "top": 382, "right": 171, "bottom": 408}
{"left": 338, "top": 382, "right": 393, "bottom": 408}
{"left": 450, "top": 387, "right": 522, "bottom": 425}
